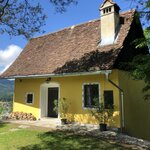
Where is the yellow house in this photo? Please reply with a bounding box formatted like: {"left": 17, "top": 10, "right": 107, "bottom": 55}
{"left": 1, "top": 0, "right": 150, "bottom": 140}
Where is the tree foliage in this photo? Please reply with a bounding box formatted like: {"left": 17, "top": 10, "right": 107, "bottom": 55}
{"left": 0, "top": 0, "right": 77, "bottom": 39}
{"left": 0, "top": 93, "right": 13, "bottom": 101}
{"left": 90, "top": 101, "right": 114, "bottom": 124}
{"left": 0, "top": 105, "right": 3, "bottom": 115}
{"left": 130, "top": 0, "right": 150, "bottom": 100}
{"left": 133, "top": 28, "right": 150, "bottom": 49}
{"left": 133, "top": 0, "right": 150, "bottom": 48}
{"left": 49, "top": 0, "right": 77, "bottom": 13}
{"left": 1, "top": 0, "right": 148, "bottom": 41}
{"left": 134, "top": 0, "right": 150, "bottom": 24}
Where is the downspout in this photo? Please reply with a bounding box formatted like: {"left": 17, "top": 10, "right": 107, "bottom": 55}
{"left": 105, "top": 71, "right": 125, "bottom": 132}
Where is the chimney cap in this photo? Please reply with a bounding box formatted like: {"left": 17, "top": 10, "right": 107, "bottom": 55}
{"left": 100, "top": 0, "right": 120, "bottom": 11}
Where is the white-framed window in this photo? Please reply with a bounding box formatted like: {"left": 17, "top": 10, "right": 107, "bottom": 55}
{"left": 25, "top": 92, "right": 34, "bottom": 104}
{"left": 83, "top": 83, "right": 100, "bottom": 108}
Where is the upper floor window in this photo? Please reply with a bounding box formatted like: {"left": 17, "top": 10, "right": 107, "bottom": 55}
{"left": 83, "top": 83, "right": 100, "bottom": 108}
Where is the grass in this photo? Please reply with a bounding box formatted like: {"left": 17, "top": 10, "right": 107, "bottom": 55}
{"left": 0, "top": 122, "right": 131, "bottom": 150}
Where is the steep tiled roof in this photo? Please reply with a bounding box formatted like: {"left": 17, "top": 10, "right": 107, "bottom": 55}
{"left": 1, "top": 10, "right": 136, "bottom": 78}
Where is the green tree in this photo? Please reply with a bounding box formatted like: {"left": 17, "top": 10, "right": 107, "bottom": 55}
{"left": 130, "top": 0, "right": 150, "bottom": 99}
{"left": 0, "top": 105, "right": 3, "bottom": 115}
{"left": 133, "top": 0, "right": 150, "bottom": 48}
{"left": 0, "top": 0, "right": 77, "bottom": 39}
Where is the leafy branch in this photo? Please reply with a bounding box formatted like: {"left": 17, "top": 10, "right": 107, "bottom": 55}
{"left": 0, "top": 0, "right": 77, "bottom": 38}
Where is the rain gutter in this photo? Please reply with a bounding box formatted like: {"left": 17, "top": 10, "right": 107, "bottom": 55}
{"left": 105, "top": 71, "right": 125, "bottom": 132}
{"left": 2, "top": 70, "right": 112, "bottom": 79}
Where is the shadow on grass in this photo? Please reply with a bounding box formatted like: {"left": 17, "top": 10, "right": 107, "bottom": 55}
{"left": 19, "top": 131, "right": 127, "bottom": 150}
{"left": 0, "top": 121, "right": 8, "bottom": 128}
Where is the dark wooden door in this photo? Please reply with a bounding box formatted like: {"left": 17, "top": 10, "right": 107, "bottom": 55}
{"left": 48, "top": 87, "right": 59, "bottom": 117}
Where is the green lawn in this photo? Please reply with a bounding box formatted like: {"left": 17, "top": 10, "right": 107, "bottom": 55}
{"left": 0, "top": 122, "right": 131, "bottom": 150}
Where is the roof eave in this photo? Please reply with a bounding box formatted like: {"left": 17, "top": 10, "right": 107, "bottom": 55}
{"left": 1, "top": 70, "right": 112, "bottom": 79}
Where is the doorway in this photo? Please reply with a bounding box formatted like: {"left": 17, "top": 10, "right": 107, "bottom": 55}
{"left": 47, "top": 87, "right": 59, "bottom": 117}
{"left": 40, "top": 82, "right": 60, "bottom": 118}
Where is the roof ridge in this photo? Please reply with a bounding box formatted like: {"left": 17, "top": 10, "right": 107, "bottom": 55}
{"left": 120, "top": 9, "right": 136, "bottom": 15}
{"left": 31, "top": 9, "right": 135, "bottom": 40}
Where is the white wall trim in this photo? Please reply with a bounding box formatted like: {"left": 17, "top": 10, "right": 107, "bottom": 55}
{"left": 40, "top": 82, "right": 60, "bottom": 119}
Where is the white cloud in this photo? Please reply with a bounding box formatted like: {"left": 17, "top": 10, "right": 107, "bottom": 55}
{"left": 0, "top": 45, "right": 22, "bottom": 74}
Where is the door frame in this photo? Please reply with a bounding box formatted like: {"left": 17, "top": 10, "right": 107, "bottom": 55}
{"left": 40, "top": 82, "right": 60, "bottom": 118}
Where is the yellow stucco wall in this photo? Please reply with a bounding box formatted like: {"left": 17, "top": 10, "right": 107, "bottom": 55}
{"left": 14, "top": 70, "right": 121, "bottom": 127}
{"left": 118, "top": 70, "right": 150, "bottom": 141}
{"left": 14, "top": 70, "right": 150, "bottom": 140}
{"left": 13, "top": 79, "right": 41, "bottom": 118}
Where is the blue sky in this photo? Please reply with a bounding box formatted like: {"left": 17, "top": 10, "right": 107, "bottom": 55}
{"left": 0, "top": 0, "right": 138, "bottom": 73}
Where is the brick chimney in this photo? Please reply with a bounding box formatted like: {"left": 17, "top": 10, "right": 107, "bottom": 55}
{"left": 100, "top": 0, "right": 120, "bottom": 45}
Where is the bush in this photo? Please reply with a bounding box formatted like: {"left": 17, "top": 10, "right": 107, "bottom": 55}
{"left": 0, "top": 106, "right": 3, "bottom": 115}
{"left": 53, "top": 97, "right": 70, "bottom": 119}
{"left": 90, "top": 102, "right": 114, "bottom": 124}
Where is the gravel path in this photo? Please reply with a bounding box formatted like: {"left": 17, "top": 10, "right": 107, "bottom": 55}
{"left": 57, "top": 124, "right": 150, "bottom": 150}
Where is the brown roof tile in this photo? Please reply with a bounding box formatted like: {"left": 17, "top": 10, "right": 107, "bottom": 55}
{"left": 0, "top": 10, "right": 136, "bottom": 78}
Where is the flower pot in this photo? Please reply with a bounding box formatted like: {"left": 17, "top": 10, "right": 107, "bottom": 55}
{"left": 61, "top": 118, "right": 67, "bottom": 125}
{"left": 99, "top": 123, "right": 107, "bottom": 131}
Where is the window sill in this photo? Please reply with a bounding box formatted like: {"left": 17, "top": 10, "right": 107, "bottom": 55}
{"left": 26, "top": 102, "right": 34, "bottom": 105}
{"left": 83, "top": 106, "right": 98, "bottom": 110}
